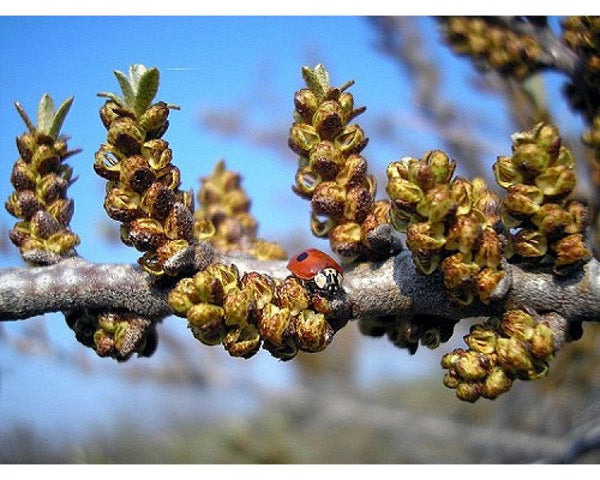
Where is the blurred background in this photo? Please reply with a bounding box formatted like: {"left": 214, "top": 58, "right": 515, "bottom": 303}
{"left": 1, "top": 14, "right": 600, "bottom": 463}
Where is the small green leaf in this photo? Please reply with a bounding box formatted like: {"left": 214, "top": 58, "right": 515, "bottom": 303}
{"left": 314, "top": 64, "right": 330, "bottom": 90}
{"left": 133, "top": 67, "right": 160, "bottom": 117}
{"left": 14, "top": 101, "right": 36, "bottom": 133}
{"left": 97, "top": 91, "right": 125, "bottom": 107}
{"left": 114, "top": 70, "right": 135, "bottom": 109}
{"left": 37, "top": 93, "right": 55, "bottom": 135}
{"left": 301, "top": 64, "right": 331, "bottom": 100}
{"left": 129, "top": 64, "right": 148, "bottom": 91}
{"left": 49, "top": 96, "right": 74, "bottom": 138}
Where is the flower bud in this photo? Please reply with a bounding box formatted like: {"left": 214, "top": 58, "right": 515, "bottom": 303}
{"left": 258, "top": 303, "right": 292, "bottom": 347}
{"left": 454, "top": 350, "right": 490, "bottom": 381}
{"left": 446, "top": 213, "right": 481, "bottom": 254}
{"left": 120, "top": 155, "right": 156, "bottom": 193}
{"left": 513, "top": 228, "right": 548, "bottom": 258}
{"left": 535, "top": 164, "right": 576, "bottom": 197}
{"left": 500, "top": 309, "right": 536, "bottom": 341}
{"left": 386, "top": 160, "right": 409, "bottom": 182}
{"left": 167, "top": 284, "right": 195, "bottom": 317}
{"left": 311, "top": 181, "right": 346, "bottom": 218}
{"left": 139, "top": 101, "right": 170, "bottom": 136}
{"left": 142, "top": 139, "right": 173, "bottom": 171}
{"left": 495, "top": 336, "right": 534, "bottom": 376}
{"left": 309, "top": 141, "right": 343, "bottom": 180}
{"left": 223, "top": 325, "right": 261, "bottom": 359}
{"left": 6, "top": 190, "right": 42, "bottom": 220}
{"left": 31, "top": 144, "right": 60, "bottom": 174}
{"left": 493, "top": 155, "right": 523, "bottom": 188}
{"left": 504, "top": 184, "right": 544, "bottom": 218}
{"left": 107, "top": 117, "right": 145, "bottom": 156}
{"left": 426, "top": 149, "right": 456, "bottom": 185}
{"left": 443, "top": 371, "right": 461, "bottom": 389}
{"left": 241, "top": 272, "right": 274, "bottom": 310}
{"left": 474, "top": 228, "right": 503, "bottom": 269}
{"left": 104, "top": 187, "right": 141, "bottom": 222}
{"left": 99, "top": 100, "right": 129, "bottom": 129}
{"left": 29, "top": 210, "right": 61, "bottom": 239}
{"left": 310, "top": 213, "right": 335, "bottom": 238}
{"left": 294, "top": 166, "right": 321, "bottom": 199}
{"left": 336, "top": 154, "right": 367, "bottom": 189}
{"left": 312, "top": 100, "right": 344, "bottom": 140}
{"left": 289, "top": 123, "right": 320, "bottom": 156}
{"left": 47, "top": 198, "right": 74, "bottom": 225}
{"left": 128, "top": 217, "right": 166, "bottom": 251}
{"left": 344, "top": 186, "right": 373, "bottom": 223}
{"left": 11, "top": 159, "right": 38, "bottom": 191}
{"left": 223, "top": 287, "right": 256, "bottom": 328}
{"left": 464, "top": 324, "right": 497, "bottom": 354}
{"left": 294, "top": 309, "right": 333, "bottom": 352}
{"left": 37, "top": 173, "right": 68, "bottom": 205}
{"left": 417, "top": 184, "right": 457, "bottom": 223}
{"left": 156, "top": 164, "right": 181, "bottom": 191}
{"left": 552, "top": 233, "right": 591, "bottom": 269}
{"left": 276, "top": 276, "right": 310, "bottom": 316}
{"left": 16, "top": 132, "right": 37, "bottom": 163}
{"left": 187, "top": 303, "right": 226, "bottom": 346}
{"left": 140, "top": 182, "right": 176, "bottom": 220}
{"left": 480, "top": 367, "right": 512, "bottom": 399}
{"left": 531, "top": 203, "right": 569, "bottom": 237}
{"left": 564, "top": 200, "right": 589, "bottom": 235}
{"left": 164, "top": 202, "right": 194, "bottom": 241}
{"left": 455, "top": 382, "right": 481, "bottom": 403}
{"left": 330, "top": 222, "right": 363, "bottom": 261}
{"left": 512, "top": 142, "right": 549, "bottom": 175}
{"left": 334, "top": 124, "right": 368, "bottom": 154}
{"left": 294, "top": 88, "right": 319, "bottom": 121}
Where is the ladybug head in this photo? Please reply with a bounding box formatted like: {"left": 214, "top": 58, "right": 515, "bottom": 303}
{"left": 312, "top": 267, "right": 343, "bottom": 296}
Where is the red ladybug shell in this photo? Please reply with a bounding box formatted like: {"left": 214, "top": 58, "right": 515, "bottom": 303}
{"left": 287, "top": 248, "right": 343, "bottom": 280}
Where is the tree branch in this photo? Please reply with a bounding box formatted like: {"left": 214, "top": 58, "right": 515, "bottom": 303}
{"left": 2, "top": 250, "right": 599, "bottom": 350}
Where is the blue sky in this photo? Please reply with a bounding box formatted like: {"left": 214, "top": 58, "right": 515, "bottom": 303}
{"left": 0, "top": 15, "right": 587, "bottom": 444}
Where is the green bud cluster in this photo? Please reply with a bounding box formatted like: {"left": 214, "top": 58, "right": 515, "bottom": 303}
{"left": 386, "top": 150, "right": 505, "bottom": 305}
{"left": 94, "top": 65, "right": 194, "bottom": 277}
{"left": 359, "top": 314, "right": 457, "bottom": 355}
{"left": 194, "top": 160, "right": 287, "bottom": 261}
{"left": 289, "top": 64, "right": 394, "bottom": 261}
{"left": 441, "top": 17, "right": 544, "bottom": 80}
{"left": 493, "top": 122, "right": 591, "bottom": 274}
{"left": 5, "top": 95, "right": 80, "bottom": 265}
{"left": 441, "top": 309, "right": 555, "bottom": 402}
{"left": 65, "top": 309, "right": 158, "bottom": 362}
{"left": 168, "top": 263, "right": 335, "bottom": 360}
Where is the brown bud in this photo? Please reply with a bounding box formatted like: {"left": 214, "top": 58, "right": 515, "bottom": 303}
{"left": 464, "top": 324, "right": 497, "bottom": 354}
{"left": 309, "top": 141, "right": 343, "bottom": 180}
{"left": 504, "top": 184, "right": 544, "bottom": 218}
{"left": 530, "top": 322, "right": 554, "bottom": 360}
{"left": 294, "top": 309, "right": 333, "bottom": 352}
{"left": 513, "top": 228, "right": 548, "bottom": 258}
{"left": 47, "top": 198, "right": 74, "bottom": 225}
{"left": 11, "top": 159, "right": 38, "bottom": 191}
{"left": 474, "top": 267, "right": 505, "bottom": 304}
{"left": 139, "top": 101, "right": 170, "bottom": 136}
{"left": 289, "top": 123, "right": 320, "bottom": 156}
{"left": 223, "top": 325, "right": 261, "bottom": 359}
{"left": 344, "top": 186, "right": 373, "bottom": 223}
{"left": 141, "top": 139, "right": 173, "bottom": 171}
{"left": 564, "top": 200, "right": 590, "bottom": 235}
{"left": 446, "top": 213, "right": 481, "bottom": 255}
{"left": 104, "top": 187, "right": 141, "bottom": 222}
{"left": 31, "top": 144, "right": 60, "bottom": 175}
{"left": 6, "top": 190, "right": 42, "bottom": 220}
{"left": 128, "top": 217, "right": 166, "bottom": 251}
{"left": 223, "top": 287, "right": 256, "bottom": 328}
{"left": 164, "top": 202, "right": 194, "bottom": 241}
{"left": 37, "top": 173, "right": 68, "bottom": 205}
{"left": 311, "top": 181, "right": 346, "bottom": 218}
{"left": 140, "top": 182, "right": 176, "bottom": 220}
{"left": 29, "top": 210, "right": 61, "bottom": 239}
{"left": 531, "top": 203, "right": 569, "bottom": 237}
{"left": 241, "top": 272, "right": 274, "bottom": 310}
{"left": 294, "top": 88, "right": 319, "bottom": 121}
{"left": 275, "top": 276, "right": 310, "bottom": 316}
{"left": 449, "top": 177, "right": 473, "bottom": 216}
{"left": 258, "top": 303, "right": 292, "bottom": 347}
{"left": 312, "top": 100, "right": 344, "bottom": 140}
{"left": 16, "top": 132, "right": 37, "bottom": 163}
{"left": 120, "top": 155, "right": 156, "bottom": 193}
{"left": 336, "top": 154, "right": 368, "bottom": 189}
{"left": 552, "top": 233, "right": 591, "bottom": 269}
{"left": 441, "top": 253, "right": 481, "bottom": 291}
{"left": 407, "top": 221, "right": 446, "bottom": 254}
{"left": 107, "top": 117, "right": 145, "bottom": 156}
{"left": 187, "top": 303, "right": 226, "bottom": 346}
{"left": 334, "top": 124, "right": 368, "bottom": 154}
{"left": 330, "top": 222, "right": 363, "bottom": 261}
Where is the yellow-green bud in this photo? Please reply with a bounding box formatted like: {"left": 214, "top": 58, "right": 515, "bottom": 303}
{"left": 312, "top": 100, "right": 344, "bottom": 140}
{"left": 334, "top": 124, "right": 368, "bottom": 154}
{"left": 552, "top": 233, "right": 591, "bottom": 268}
{"left": 449, "top": 177, "right": 473, "bottom": 216}
{"left": 294, "top": 88, "right": 319, "bottom": 122}
{"left": 142, "top": 139, "right": 173, "bottom": 171}
{"left": 294, "top": 309, "right": 333, "bottom": 352}
{"left": 512, "top": 142, "right": 549, "bottom": 175}
{"left": 387, "top": 178, "right": 424, "bottom": 209}
{"left": 426, "top": 150, "right": 456, "bottom": 185}
{"left": 531, "top": 203, "right": 569, "bottom": 237}
{"left": 309, "top": 141, "right": 343, "bottom": 180}
{"left": 417, "top": 185, "right": 457, "bottom": 224}
{"left": 495, "top": 336, "right": 534, "bottom": 376}
{"left": 455, "top": 350, "right": 490, "bottom": 381}
{"left": 406, "top": 221, "right": 446, "bottom": 254}
{"left": 289, "top": 123, "right": 320, "bottom": 156}
{"left": 311, "top": 181, "right": 346, "bottom": 218}
{"left": 455, "top": 381, "right": 481, "bottom": 403}
{"left": 513, "top": 228, "right": 548, "bottom": 257}
{"left": 330, "top": 222, "right": 363, "bottom": 261}
{"left": 530, "top": 322, "right": 554, "bottom": 360}
{"left": 464, "top": 324, "right": 497, "bottom": 354}
{"left": 535, "top": 165, "right": 576, "bottom": 197}
{"left": 223, "top": 287, "right": 256, "bottom": 328}
{"left": 107, "top": 117, "right": 145, "bottom": 156}
{"left": 276, "top": 277, "right": 310, "bottom": 316}
{"left": 223, "top": 325, "right": 261, "bottom": 359}
{"left": 187, "top": 303, "right": 226, "bottom": 346}
{"left": 445, "top": 213, "right": 481, "bottom": 255}
{"left": 241, "top": 272, "right": 274, "bottom": 310}
{"left": 504, "top": 184, "right": 544, "bottom": 218}
{"left": 480, "top": 367, "right": 512, "bottom": 399}
{"left": 493, "top": 155, "right": 523, "bottom": 188}
{"left": 258, "top": 303, "right": 291, "bottom": 347}
{"left": 294, "top": 166, "right": 321, "bottom": 198}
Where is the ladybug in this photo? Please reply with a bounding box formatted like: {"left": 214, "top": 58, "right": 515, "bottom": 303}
{"left": 287, "top": 248, "right": 344, "bottom": 296}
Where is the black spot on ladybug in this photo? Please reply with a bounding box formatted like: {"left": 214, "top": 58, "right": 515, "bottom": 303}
{"left": 296, "top": 251, "right": 309, "bottom": 262}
